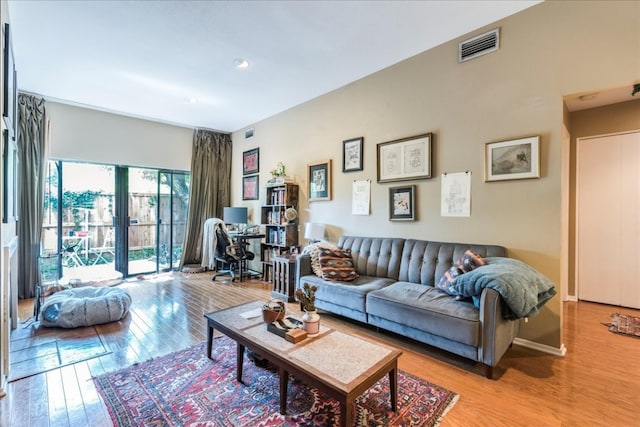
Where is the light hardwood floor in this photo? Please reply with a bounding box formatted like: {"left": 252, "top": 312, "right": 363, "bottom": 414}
{"left": 1, "top": 272, "right": 639, "bottom": 426}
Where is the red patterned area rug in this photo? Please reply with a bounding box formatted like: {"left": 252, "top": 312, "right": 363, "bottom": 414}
{"left": 94, "top": 337, "right": 458, "bottom": 426}
{"left": 604, "top": 313, "right": 640, "bottom": 338}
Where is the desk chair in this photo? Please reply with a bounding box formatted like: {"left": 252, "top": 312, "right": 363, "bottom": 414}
{"left": 211, "top": 222, "right": 255, "bottom": 282}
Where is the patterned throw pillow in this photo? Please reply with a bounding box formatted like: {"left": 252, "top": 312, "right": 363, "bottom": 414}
{"left": 301, "top": 242, "right": 338, "bottom": 277}
{"left": 436, "top": 249, "right": 487, "bottom": 296}
{"left": 318, "top": 248, "right": 360, "bottom": 282}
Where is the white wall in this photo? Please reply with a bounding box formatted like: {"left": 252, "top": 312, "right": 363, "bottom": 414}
{"left": 46, "top": 101, "right": 193, "bottom": 170}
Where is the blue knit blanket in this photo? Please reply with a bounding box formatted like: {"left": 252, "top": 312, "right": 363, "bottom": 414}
{"left": 449, "top": 257, "right": 557, "bottom": 320}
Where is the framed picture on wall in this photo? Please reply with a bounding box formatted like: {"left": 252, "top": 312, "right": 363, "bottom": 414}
{"left": 389, "top": 185, "right": 415, "bottom": 221}
{"left": 308, "top": 159, "right": 332, "bottom": 202}
{"left": 242, "top": 175, "right": 259, "bottom": 200}
{"left": 484, "top": 135, "right": 540, "bottom": 181}
{"left": 377, "top": 133, "right": 432, "bottom": 182}
{"left": 243, "top": 148, "right": 259, "bottom": 175}
{"left": 342, "top": 137, "right": 363, "bottom": 172}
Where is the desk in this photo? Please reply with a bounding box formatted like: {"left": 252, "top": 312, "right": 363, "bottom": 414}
{"left": 229, "top": 233, "right": 265, "bottom": 280}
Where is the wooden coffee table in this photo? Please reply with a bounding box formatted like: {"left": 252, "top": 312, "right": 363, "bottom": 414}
{"left": 205, "top": 301, "right": 402, "bottom": 427}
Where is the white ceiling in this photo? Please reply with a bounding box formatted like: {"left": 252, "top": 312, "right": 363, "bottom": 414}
{"left": 8, "top": 0, "right": 544, "bottom": 133}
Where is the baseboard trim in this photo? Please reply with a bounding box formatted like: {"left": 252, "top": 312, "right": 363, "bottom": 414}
{"left": 565, "top": 295, "right": 578, "bottom": 302}
{"left": 513, "top": 337, "right": 567, "bottom": 357}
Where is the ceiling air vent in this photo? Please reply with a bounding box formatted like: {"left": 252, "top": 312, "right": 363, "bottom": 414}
{"left": 459, "top": 28, "right": 500, "bottom": 63}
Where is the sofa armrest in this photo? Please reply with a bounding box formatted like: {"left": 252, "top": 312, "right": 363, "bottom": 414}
{"left": 295, "top": 254, "right": 313, "bottom": 289}
{"left": 478, "top": 287, "right": 520, "bottom": 369}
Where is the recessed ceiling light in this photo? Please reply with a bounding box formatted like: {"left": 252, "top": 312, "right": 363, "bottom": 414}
{"left": 233, "top": 58, "right": 250, "bottom": 69}
{"left": 184, "top": 97, "right": 198, "bottom": 104}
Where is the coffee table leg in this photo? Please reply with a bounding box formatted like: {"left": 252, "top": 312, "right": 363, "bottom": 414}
{"left": 206, "top": 325, "right": 214, "bottom": 359}
{"left": 389, "top": 366, "right": 398, "bottom": 412}
{"left": 341, "top": 400, "right": 352, "bottom": 427}
{"left": 237, "top": 344, "right": 245, "bottom": 383}
{"left": 279, "top": 368, "right": 288, "bottom": 415}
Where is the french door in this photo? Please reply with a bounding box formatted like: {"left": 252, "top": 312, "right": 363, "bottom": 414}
{"left": 42, "top": 161, "right": 189, "bottom": 281}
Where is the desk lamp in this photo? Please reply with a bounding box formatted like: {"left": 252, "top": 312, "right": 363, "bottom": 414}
{"left": 223, "top": 207, "right": 248, "bottom": 234}
{"left": 304, "top": 223, "right": 326, "bottom": 244}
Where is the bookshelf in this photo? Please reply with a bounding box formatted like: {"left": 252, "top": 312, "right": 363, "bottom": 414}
{"left": 260, "top": 182, "right": 299, "bottom": 282}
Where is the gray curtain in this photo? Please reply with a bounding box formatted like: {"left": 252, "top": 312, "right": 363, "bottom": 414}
{"left": 17, "top": 93, "right": 47, "bottom": 299}
{"left": 180, "top": 129, "right": 232, "bottom": 267}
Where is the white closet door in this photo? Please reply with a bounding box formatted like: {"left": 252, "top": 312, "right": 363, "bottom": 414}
{"left": 577, "top": 131, "right": 640, "bottom": 308}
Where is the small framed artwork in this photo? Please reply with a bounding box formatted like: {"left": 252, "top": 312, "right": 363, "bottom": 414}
{"left": 389, "top": 185, "right": 415, "bottom": 221}
{"left": 342, "top": 136, "right": 363, "bottom": 172}
{"left": 377, "top": 133, "right": 432, "bottom": 183}
{"left": 243, "top": 147, "right": 259, "bottom": 175}
{"left": 242, "top": 175, "right": 259, "bottom": 200}
{"left": 484, "top": 135, "right": 540, "bottom": 182}
{"left": 308, "top": 159, "right": 332, "bottom": 202}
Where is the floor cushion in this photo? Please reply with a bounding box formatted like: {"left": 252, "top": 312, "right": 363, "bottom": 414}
{"left": 40, "top": 286, "right": 132, "bottom": 328}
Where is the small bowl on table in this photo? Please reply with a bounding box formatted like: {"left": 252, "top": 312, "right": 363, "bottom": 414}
{"left": 262, "top": 300, "right": 286, "bottom": 323}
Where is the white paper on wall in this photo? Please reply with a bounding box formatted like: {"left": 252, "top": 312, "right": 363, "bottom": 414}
{"left": 352, "top": 180, "right": 370, "bottom": 215}
{"left": 441, "top": 172, "right": 471, "bottom": 217}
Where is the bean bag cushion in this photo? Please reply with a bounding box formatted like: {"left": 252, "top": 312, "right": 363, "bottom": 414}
{"left": 39, "top": 286, "right": 132, "bottom": 328}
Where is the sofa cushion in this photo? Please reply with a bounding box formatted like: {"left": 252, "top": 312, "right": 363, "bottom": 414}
{"left": 318, "top": 248, "right": 359, "bottom": 281}
{"left": 366, "top": 281, "right": 481, "bottom": 346}
{"left": 398, "top": 239, "right": 504, "bottom": 287}
{"left": 337, "top": 236, "right": 405, "bottom": 279}
{"left": 299, "top": 274, "right": 395, "bottom": 313}
{"left": 436, "top": 249, "right": 487, "bottom": 296}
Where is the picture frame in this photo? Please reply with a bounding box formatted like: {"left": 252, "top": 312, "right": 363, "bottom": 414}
{"left": 242, "top": 147, "right": 259, "bottom": 175}
{"left": 484, "top": 135, "right": 540, "bottom": 182}
{"left": 342, "top": 136, "right": 363, "bottom": 172}
{"left": 308, "top": 159, "right": 332, "bottom": 202}
{"left": 3, "top": 23, "right": 17, "bottom": 140}
{"left": 2, "top": 130, "right": 18, "bottom": 223}
{"left": 377, "top": 133, "right": 432, "bottom": 183}
{"left": 242, "top": 174, "right": 259, "bottom": 200}
{"left": 389, "top": 185, "right": 415, "bottom": 221}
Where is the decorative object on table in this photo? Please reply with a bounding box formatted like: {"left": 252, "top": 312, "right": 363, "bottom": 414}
{"left": 242, "top": 147, "right": 259, "bottom": 175}
{"left": 296, "top": 282, "right": 320, "bottom": 334}
{"left": 389, "top": 185, "right": 416, "bottom": 221}
{"left": 377, "top": 133, "right": 432, "bottom": 182}
{"left": 342, "top": 136, "right": 364, "bottom": 172}
{"left": 283, "top": 207, "right": 297, "bottom": 223}
{"left": 484, "top": 135, "right": 540, "bottom": 181}
{"left": 242, "top": 175, "right": 259, "bottom": 200}
{"left": 270, "top": 161, "right": 286, "bottom": 177}
{"left": 94, "top": 338, "right": 458, "bottom": 427}
{"left": 261, "top": 299, "right": 286, "bottom": 323}
{"left": 266, "top": 316, "right": 307, "bottom": 343}
{"left": 603, "top": 313, "right": 640, "bottom": 338}
{"left": 308, "top": 159, "right": 332, "bottom": 201}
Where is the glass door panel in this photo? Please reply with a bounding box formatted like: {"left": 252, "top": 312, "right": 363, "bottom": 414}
{"left": 171, "top": 172, "right": 189, "bottom": 270}
{"left": 42, "top": 161, "right": 117, "bottom": 283}
{"left": 127, "top": 167, "right": 159, "bottom": 276}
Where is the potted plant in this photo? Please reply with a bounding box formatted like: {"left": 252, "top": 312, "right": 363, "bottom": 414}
{"left": 295, "top": 283, "right": 320, "bottom": 334}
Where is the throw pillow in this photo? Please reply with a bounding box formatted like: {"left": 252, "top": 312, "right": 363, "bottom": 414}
{"left": 301, "top": 242, "right": 338, "bottom": 277}
{"left": 436, "top": 249, "right": 486, "bottom": 296}
{"left": 318, "top": 247, "right": 359, "bottom": 282}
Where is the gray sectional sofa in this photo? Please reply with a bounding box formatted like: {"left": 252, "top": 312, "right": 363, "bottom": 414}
{"left": 295, "top": 236, "right": 520, "bottom": 378}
